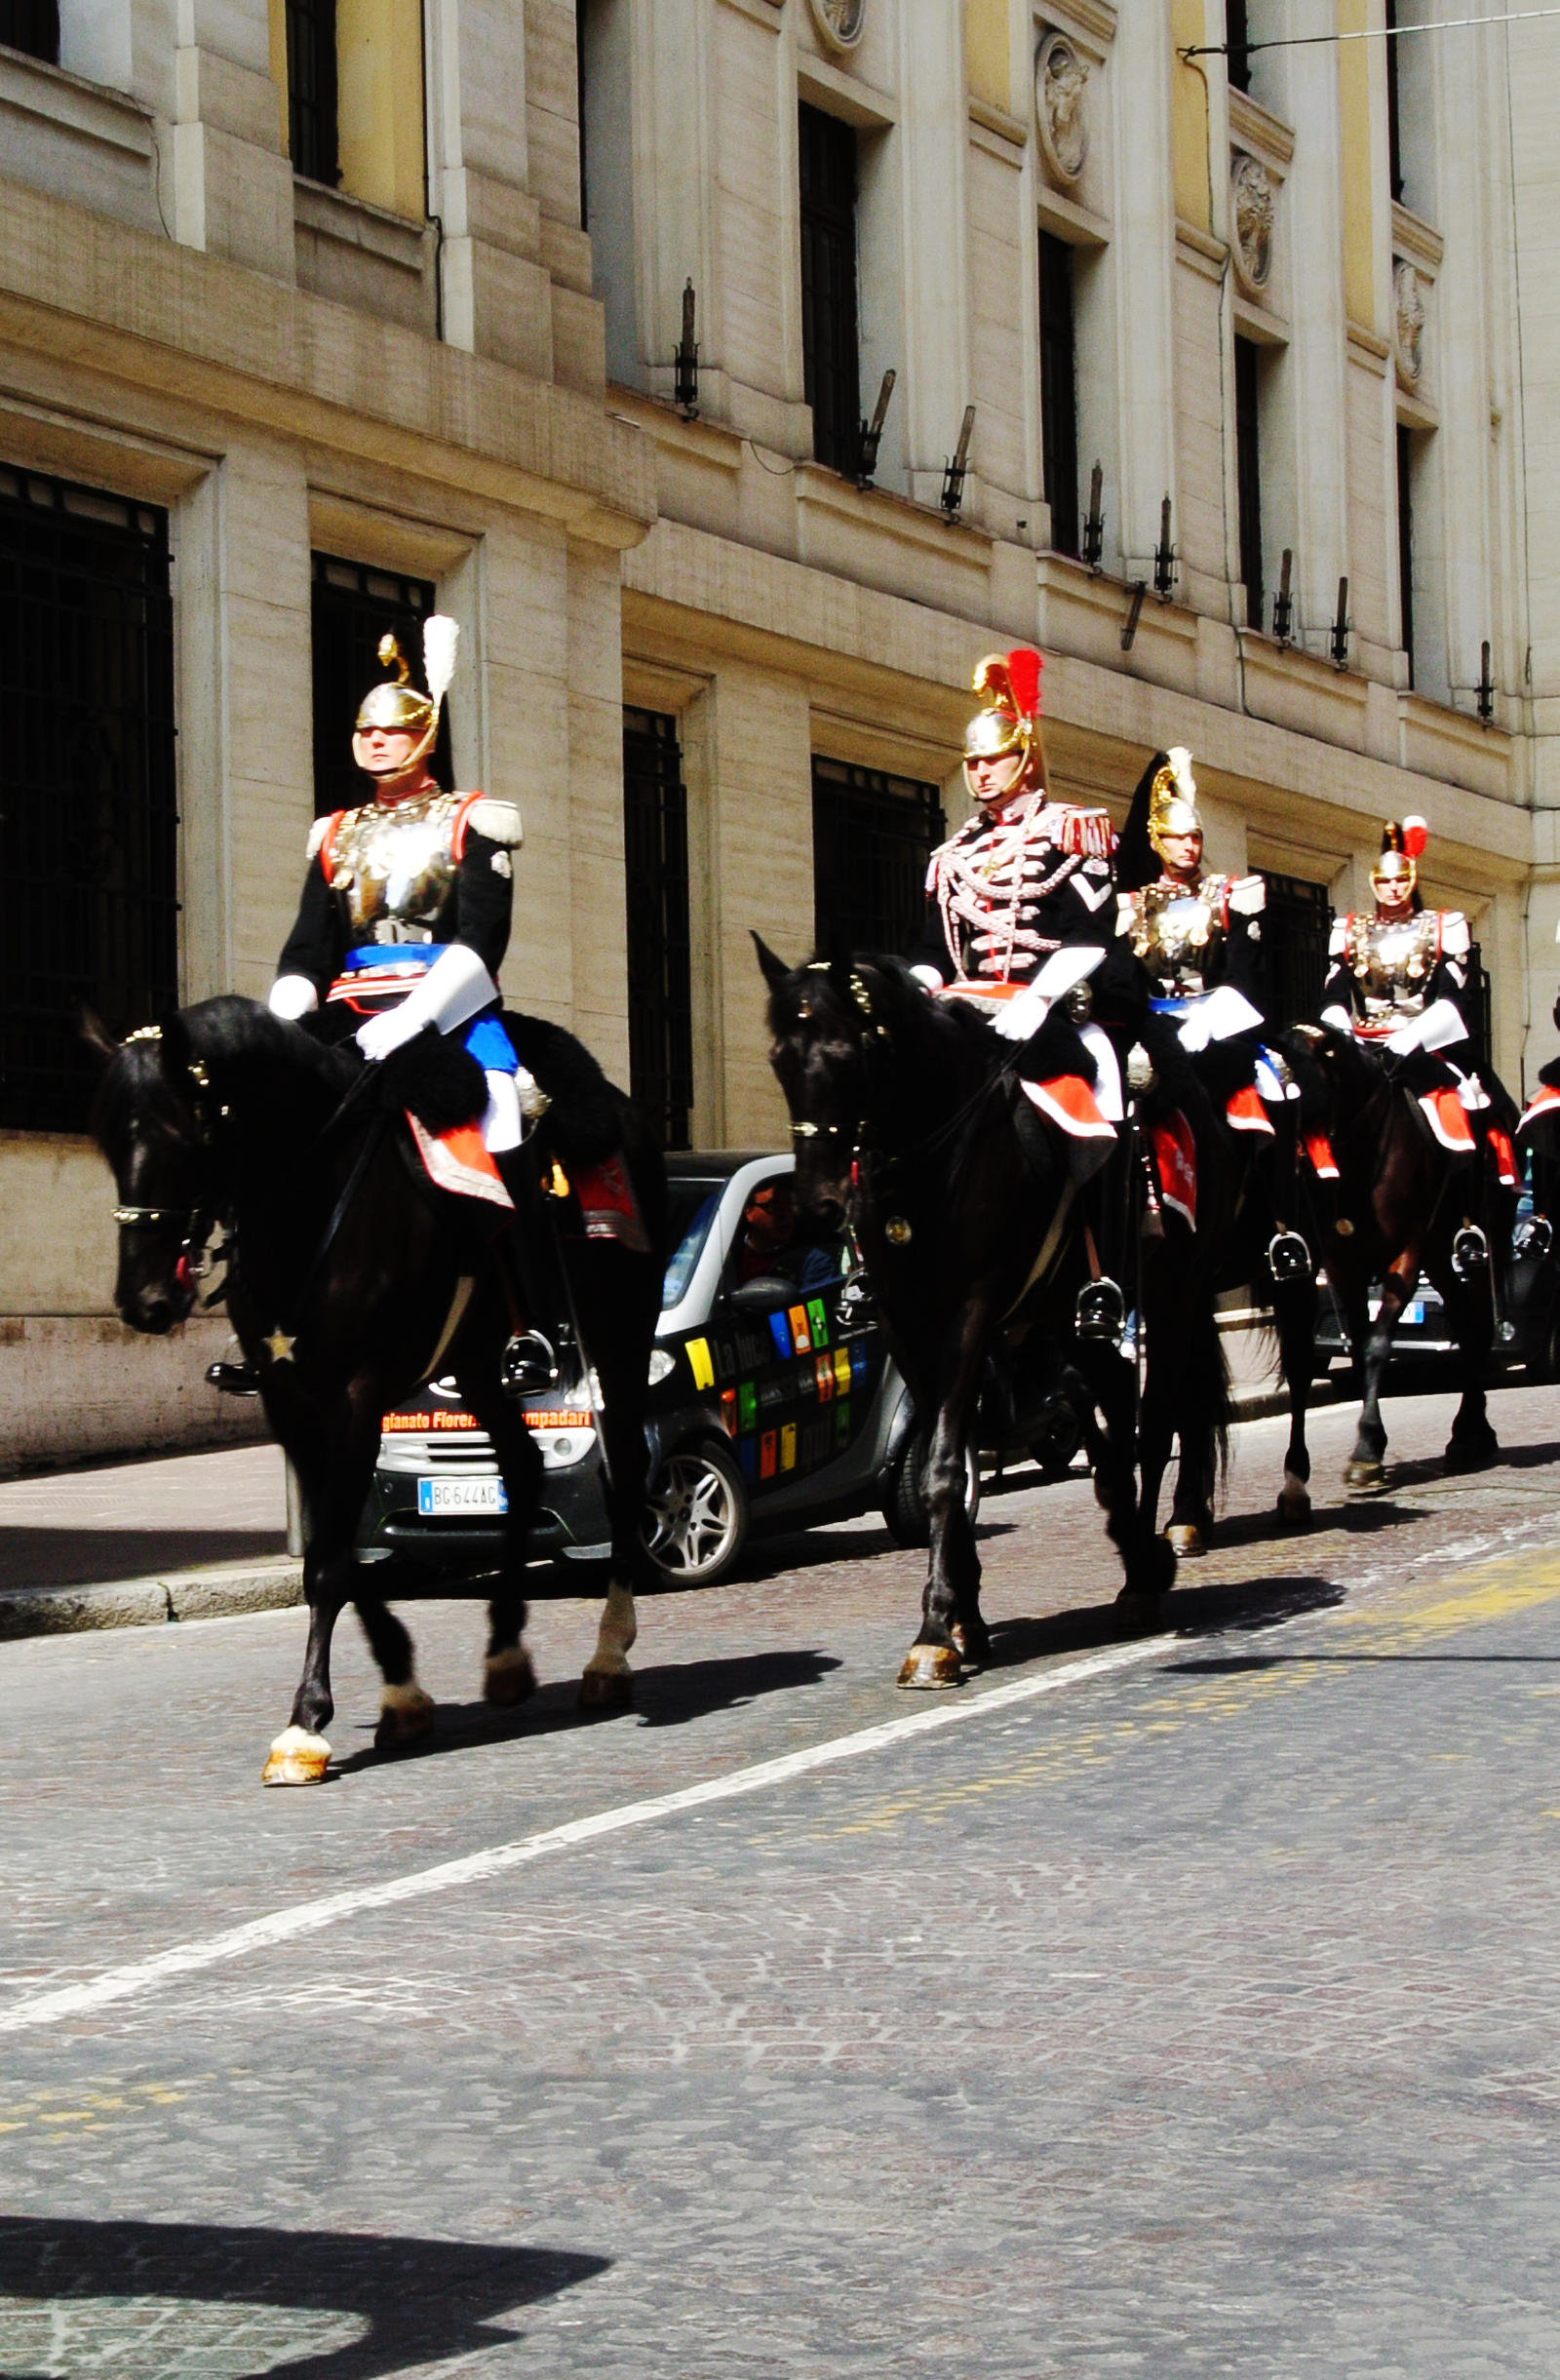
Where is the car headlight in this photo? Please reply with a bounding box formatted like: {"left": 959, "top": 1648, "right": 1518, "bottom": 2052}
{"left": 648, "top": 1347, "right": 677, "bottom": 1386}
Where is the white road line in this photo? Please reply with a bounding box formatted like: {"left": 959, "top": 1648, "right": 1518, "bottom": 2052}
{"left": 0, "top": 1636, "right": 1175, "bottom": 2035}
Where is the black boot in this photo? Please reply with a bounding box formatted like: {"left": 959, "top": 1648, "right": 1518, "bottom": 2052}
{"left": 493, "top": 1144, "right": 573, "bottom": 1398}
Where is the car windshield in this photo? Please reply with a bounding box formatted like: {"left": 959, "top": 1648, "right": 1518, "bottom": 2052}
{"left": 661, "top": 1179, "right": 726, "bottom": 1312}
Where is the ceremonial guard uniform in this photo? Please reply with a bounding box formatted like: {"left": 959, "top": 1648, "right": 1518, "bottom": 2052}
{"left": 1113, "top": 749, "right": 1277, "bottom": 1136}
{"left": 911, "top": 645, "right": 1124, "bottom": 1328}
{"left": 1321, "top": 818, "right": 1515, "bottom": 1175}
{"left": 912, "top": 646, "right": 1126, "bottom": 1130}
{"left": 270, "top": 621, "right": 532, "bottom": 1158}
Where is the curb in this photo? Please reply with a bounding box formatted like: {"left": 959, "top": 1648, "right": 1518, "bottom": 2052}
{"left": 0, "top": 1558, "right": 304, "bottom": 1643}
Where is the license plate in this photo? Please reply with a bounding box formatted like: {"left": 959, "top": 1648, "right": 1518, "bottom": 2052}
{"left": 1405, "top": 1298, "right": 1425, "bottom": 1325}
{"left": 417, "top": 1476, "right": 508, "bottom": 1516}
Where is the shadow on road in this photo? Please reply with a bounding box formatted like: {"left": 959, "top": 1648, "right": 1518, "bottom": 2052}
{"left": 332, "top": 1647, "right": 843, "bottom": 1775}
{"left": 985, "top": 1576, "right": 1346, "bottom": 1673}
{"left": 0, "top": 2215, "right": 607, "bottom": 2380}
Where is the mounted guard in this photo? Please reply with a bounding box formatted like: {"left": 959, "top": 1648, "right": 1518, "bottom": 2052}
{"left": 1319, "top": 816, "right": 1516, "bottom": 1187}
{"left": 911, "top": 645, "right": 1125, "bottom": 1329}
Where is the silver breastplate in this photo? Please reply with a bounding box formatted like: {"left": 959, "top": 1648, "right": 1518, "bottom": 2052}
{"left": 328, "top": 792, "right": 464, "bottom": 942}
{"left": 1352, "top": 915, "right": 1435, "bottom": 1025}
{"left": 1128, "top": 878, "right": 1226, "bottom": 995}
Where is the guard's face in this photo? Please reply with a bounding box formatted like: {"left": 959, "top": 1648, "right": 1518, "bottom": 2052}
{"left": 1374, "top": 872, "right": 1414, "bottom": 918}
{"left": 353, "top": 725, "right": 424, "bottom": 780}
{"left": 965, "top": 750, "right": 1026, "bottom": 807}
{"left": 1158, "top": 829, "right": 1202, "bottom": 878}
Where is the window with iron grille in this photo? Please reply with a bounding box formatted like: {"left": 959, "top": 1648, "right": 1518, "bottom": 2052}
{"left": 1038, "top": 231, "right": 1079, "bottom": 559}
{"left": 0, "top": 465, "right": 177, "bottom": 1132}
{"left": 623, "top": 708, "right": 693, "bottom": 1151}
{"left": 287, "top": 0, "right": 339, "bottom": 185}
{"left": 1259, "top": 872, "right": 1331, "bottom": 1032}
{"left": 812, "top": 758, "right": 945, "bottom": 960}
{"left": 0, "top": 0, "right": 58, "bottom": 61}
{"left": 1226, "top": 0, "right": 1251, "bottom": 93}
{"left": 1234, "top": 335, "right": 1265, "bottom": 631}
{"left": 799, "top": 103, "right": 861, "bottom": 477}
{"left": 1396, "top": 422, "right": 1416, "bottom": 690}
{"left": 310, "top": 555, "right": 452, "bottom": 818}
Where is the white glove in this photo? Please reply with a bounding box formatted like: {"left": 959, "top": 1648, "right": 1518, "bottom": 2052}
{"left": 1178, "top": 983, "right": 1264, "bottom": 1052}
{"left": 910, "top": 964, "right": 945, "bottom": 992}
{"left": 1177, "top": 1002, "right": 1214, "bottom": 1054}
{"left": 355, "top": 944, "right": 498, "bottom": 1062}
{"left": 991, "top": 946, "right": 1105, "bottom": 1043}
{"left": 1320, "top": 1005, "right": 1352, "bottom": 1034}
{"left": 268, "top": 974, "right": 319, "bottom": 1021}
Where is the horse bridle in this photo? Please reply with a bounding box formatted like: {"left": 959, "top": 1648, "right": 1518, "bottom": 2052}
{"left": 111, "top": 1027, "right": 227, "bottom": 1291}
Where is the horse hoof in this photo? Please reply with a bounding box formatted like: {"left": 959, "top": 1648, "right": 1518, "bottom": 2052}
{"left": 1114, "top": 1588, "right": 1167, "bottom": 1638}
{"left": 578, "top": 1667, "right": 634, "bottom": 1715}
{"left": 1444, "top": 1431, "right": 1499, "bottom": 1475}
{"left": 897, "top": 1642, "right": 964, "bottom": 1690}
{"left": 1344, "top": 1458, "right": 1387, "bottom": 1495}
{"left": 261, "top": 1725, "right": 332, "bottom": 1786}
{"left": 484, "top": 1647, "right": 538, "bottom": 1708}
{"left": 1276, "top": 1475, "right": 1312, "bottom": 1530}
{"left": 1164, "top": 1523, "right": 1206, "bottom": 1559}
{"left": 374, "top": 1684, "right": 435, "bottom": 1751}
{"left": 951, "top": 1621, "right": 991, "bottom": 1671}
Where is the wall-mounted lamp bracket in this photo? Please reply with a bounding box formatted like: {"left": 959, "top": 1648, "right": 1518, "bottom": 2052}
{"left": 674, "top": 279, "right": 699, "bottom": 418}
{"left": 1330, "top": 574, "right": 1351, "bottom": 671}
{"left": 856, "top": 369, "right": 896, "bottom": 487}
{"left": 1081, "top": 460, "right": 1105, "bottom": 573}
{"left": 941, "top": 405, "right": 976, "bottom": 518}
{"left": 1152, "top": 494, "right": 1177, "bottom": 600}
{"left": 1271, "top": 548, "right": 1294, "bottom": 646}
{"left": 1121, "top": 582, "right": 1148, "bottom": 651}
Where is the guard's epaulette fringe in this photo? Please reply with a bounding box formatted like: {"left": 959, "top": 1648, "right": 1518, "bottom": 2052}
{"left": 1057, "top": 808, "right": 1116, "bottom": 861}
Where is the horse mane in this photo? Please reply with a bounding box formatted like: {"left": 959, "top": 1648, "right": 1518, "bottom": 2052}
{"left": 90, "top": 995, "right": 346, "bottom": 1157}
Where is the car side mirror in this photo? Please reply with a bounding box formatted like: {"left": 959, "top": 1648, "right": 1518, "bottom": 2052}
{"left": 727, "top": 1276, "right": 796, "bottom": 1314}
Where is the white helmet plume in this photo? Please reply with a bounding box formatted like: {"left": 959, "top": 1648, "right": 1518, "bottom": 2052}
{"left": 1166, "top": 746, "right": 1196, "bottom": 803}
{"left": 422, "top": 614, "right": 459, "bottom": 715}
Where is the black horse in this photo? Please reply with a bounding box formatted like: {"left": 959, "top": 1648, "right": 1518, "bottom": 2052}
{"left": 91, "top": 995, "right": 666, "bottom": 1782}
{"left": 758, "top": 944, "right": 1168, "bottom": 1685}
{"left": 1306, "top": 1025, "right": 1513, "bottom": 1490}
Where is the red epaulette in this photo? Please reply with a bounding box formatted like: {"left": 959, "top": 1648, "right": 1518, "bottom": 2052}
{"left": 317, "top": 811, "right": 348, "bottom": 886}
{"left": 1057, "top": 808, "right": 1116, "bottom": 861}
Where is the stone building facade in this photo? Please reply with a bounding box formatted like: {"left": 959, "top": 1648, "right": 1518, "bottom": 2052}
{"left": 0, "top": 0, "right": 1550, "bottom": 1463}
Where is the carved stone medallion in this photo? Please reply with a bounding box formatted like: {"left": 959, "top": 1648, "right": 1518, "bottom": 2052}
{"left": 1035, "top": 32, "right": 1089, "bottom": 188}
{"left": 1394, "top": 259, "right": 1425, "bottom": 391}
{"left": 808, "top": 0, "right": 864, "bottom": 54}
{"left": 1230, "top": 151, "right": 1274, "bottom": 297}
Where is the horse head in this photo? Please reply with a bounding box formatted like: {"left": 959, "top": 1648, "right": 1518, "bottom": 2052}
{"left": 756, "top": 937, "right": 890, "bottom": 1229}
{"left": 89, "top": 1010, "right": 221, "bottom": 1335}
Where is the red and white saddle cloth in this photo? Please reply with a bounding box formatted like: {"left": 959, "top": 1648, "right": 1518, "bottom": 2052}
{"left": 1148, "top": 1110, "right": 1198, "bottom": 1229}
{"left": 1518, "top": 1081, "right": 1560, "bottom": 1140}
{"left": 407, "top": 1114, "right": 515, "bottom": 1211}
{"left": 940, "top": 979, "right": 1115, "bottom": 1143}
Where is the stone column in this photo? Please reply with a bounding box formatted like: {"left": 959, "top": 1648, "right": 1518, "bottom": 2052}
{"left": 164, "top": 0, "right": 295, "bottom": 276}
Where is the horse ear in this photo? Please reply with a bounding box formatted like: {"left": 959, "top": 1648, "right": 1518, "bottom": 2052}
{"left": 80, "top": 1010, "right": 117, "bottom": 1070}
{"left": 752, "top": 934, "right": 793, "bottom": 992}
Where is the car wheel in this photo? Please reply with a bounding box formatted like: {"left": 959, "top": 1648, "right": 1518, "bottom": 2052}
{"left": 880, "top": 1435, "right": 981, "bottom": 1549}
{"left": 641, "top": 1440, "right": 749, "bottom": 1588}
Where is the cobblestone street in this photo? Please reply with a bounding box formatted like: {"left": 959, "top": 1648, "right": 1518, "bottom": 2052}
{"left": 5, "top": 1383, "right": 1560, "bottom": 2375}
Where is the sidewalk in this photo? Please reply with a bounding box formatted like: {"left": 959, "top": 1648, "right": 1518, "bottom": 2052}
{"left": 0, "top": 1444, "right": 300, "bottom": 1641}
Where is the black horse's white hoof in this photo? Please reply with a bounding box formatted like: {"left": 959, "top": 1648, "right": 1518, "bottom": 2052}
{"left": 897, "top": 1642, "right": 963, "bottom": 1689}
{"left": 261, "top": 1725, "right": 332, "bottom": 1786}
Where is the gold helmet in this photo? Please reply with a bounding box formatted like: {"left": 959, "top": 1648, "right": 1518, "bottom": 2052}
{"left": 1371, "top": 815, "right": 1427, "bottom": 905}
{"left": 353, "top": 616, "right": 459, "bottom": 771}
{"left": 962, "top": 646, "right": 1048, "bottom": 793}
{"left": 1148, "top": 747, "right": 1201, "bottom": 864}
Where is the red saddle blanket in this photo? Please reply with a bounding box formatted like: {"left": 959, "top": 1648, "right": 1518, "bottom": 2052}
{"left": 1418, "top": 1086, "right": 1476, "bottom": 1155}
{"left": 1518, "top": 1082, "right": 1560, "bottom": 1139}
{"left": 1148, "top": 1110, "right": 1197, "bottom": 1229}
{"left": 407, "top": 1114, "right": 514, "bottom": 1210}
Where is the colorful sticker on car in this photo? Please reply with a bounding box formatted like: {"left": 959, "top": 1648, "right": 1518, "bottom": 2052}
{"left": 738, "top": 1380, "right": 758, "bottom": 1432}
{"left": 738, "top": 1437, "right": 759, "bottom": 1483}
{"left": 720, "top": 1386, "right": 737, "bottom": 1436}
{"left": 836, "top": 1399, "right": 851, "bottom": 1445}
{"left": 834, "top": 1347, "right": 851, "bottom": 1395}
{"left": 780, "top": 1422, "right": 798, "bottom": 1471}
{"left": 760, "top": 1429, "right": 777, "bottom": 1480}
{"left": 768, "top": 1312, "right": 793, "bottom": 1360}
{"left": 815, "top": 1353, "right": 834, "bottom": 1403}
{"left": 806, "top": 1298, "right": 829, "bottom": 1348}
{"left": 789, "top": 1304, "right": 811, "bottom": 1353}
{"left": 849, "top": 1340, "right": 868, "bottom": 1384}
{"left": 686, "top": 1337, "right": 715, "bottom": 1391}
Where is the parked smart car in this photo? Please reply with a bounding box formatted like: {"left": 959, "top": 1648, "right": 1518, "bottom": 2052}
{"left": 359, "top": 1151, "right": 1005, "bottom": 1591}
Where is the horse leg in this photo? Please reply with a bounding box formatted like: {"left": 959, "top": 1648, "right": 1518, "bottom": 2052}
{"left": 353, "top": 1594, "right": 436, "bottom": 1753}
{"left": 899, "top": 1313, "right": 988, "bottom": 1688}
{"left": 454, "top": 1331, "right": 544, "bottom": 1709}
{"left": 575, "top": 1245, "right": 659, "bottom": 1715}
{"left": 1073, "top": 1341, "right": 1172, "bottom": 1630}
{"left": 262, "top": 1387, "right": 400, "bottom": 1783}
{"left": 1345, "top": 1258, "right": 1414, "bottom": 1493}
{"left": 1272, "top": 1271, "right": 1317, "bottom": 1529}
{"left": 1430, "top": 1248, "right": 1501, "bottom": 1472}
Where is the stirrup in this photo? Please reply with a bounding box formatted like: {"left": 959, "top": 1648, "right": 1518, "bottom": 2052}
{"left": 1515, "top": 1214, "right": 1554, "bottom": 1261}
{"left": 1267, "top": 1229, "right": 1313, "bottom": 1284}
{"left": 501, "top": 1329, "right": 559, "bottom": 1397}
{"left": 205, "top": 1360, "right": 260, "bottom": 1397}
{"left": 1451, "top": 1224, "right": 1490, "bottom": 1279}
{"left": 1075, "top": 1277, "right": 1126, "bottom": 1346}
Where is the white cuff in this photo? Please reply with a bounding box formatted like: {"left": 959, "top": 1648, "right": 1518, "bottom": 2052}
{"left": 910, "top": 964, "right": 945, "bottom": 992}
{"left": 1320, "top": 1005, "right": 1352, "bottom": 1034}
{"left": 356, "top": 944, "right": 497, "bottom": 1061}
{"left": 991, "top": 987, "right": 1051, "bottom": 1042}
{"left": 268, "top": 974, "right": 319, "bottom": 1021}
